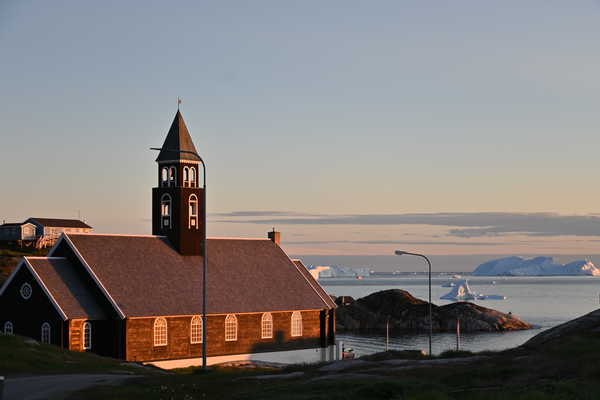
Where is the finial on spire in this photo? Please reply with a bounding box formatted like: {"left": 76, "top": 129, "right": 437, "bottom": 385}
{"left": 177, "top": 97, "right": 182, "bottom": 110}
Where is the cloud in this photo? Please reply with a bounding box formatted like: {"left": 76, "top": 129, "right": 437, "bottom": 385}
{"left": 285, "top": 240, "right": 507, "bottom": 246}
{"left": 217, "top": 211, "right": 600, "bottom": 238}
{"left": 213, "top": 211, "right": 319, "bottom": 217}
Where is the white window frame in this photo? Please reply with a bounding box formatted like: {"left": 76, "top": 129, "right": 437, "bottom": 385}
{"left": 153, "top": 317, "right": 168, "bottom": 346}
{"left": 261, "top": 313, "right": 273, "bottom": 339}
{"left": 225, "top": 314, "right": 238, "bottom": 342}
{"left": 41, "top": 322, "right": 51, "bottom": 344}
{"left": 183, "top": 166, "right": 190, "bottom": 187}
{"left": 190, "top": 315, "right": 202, "bottom": 344}
{"left": 160, "top": 194, "right": 172, "bottom": 229}
{"left": 190, "top": 167, "right": 197, "bottom": 187}
{"left": 188, "top": 194, "right": 198, "bottom": 229}
{"left": 169, "top": 166, "right": 176, "bottom": 187}
{"left": 291, "top": 311, "right": 302, "bottom": 337}
{"left": 161, "top": 167, "right": 168, "bottom": 186}
{"left": 4, "top": 321, "right": 13, "bottom": 335}
{"left": 83, "top": 321, "right": 92, "bottom": 350}
{"left": 20, "top": 282, "right": 32, "bottom": 300}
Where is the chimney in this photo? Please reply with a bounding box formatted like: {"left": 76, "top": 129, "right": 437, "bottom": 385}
{"left": 268, "top": 228, "right": 281, "bottom": 245}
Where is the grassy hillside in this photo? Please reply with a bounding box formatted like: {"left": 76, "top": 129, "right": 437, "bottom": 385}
{"left": 0, "top": 334, "right": 156, "bottom": 376}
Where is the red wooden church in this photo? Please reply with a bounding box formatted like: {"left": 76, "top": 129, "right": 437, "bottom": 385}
{"left": 0, "top": 111, "right": 337, "bottom": 367}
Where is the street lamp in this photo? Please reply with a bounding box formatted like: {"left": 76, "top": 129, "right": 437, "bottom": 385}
{"left": 394, "top": 250, "right": 433, "bottom": 356}
{"left": 152, "top": 147, "right": 208, "bottom": 369}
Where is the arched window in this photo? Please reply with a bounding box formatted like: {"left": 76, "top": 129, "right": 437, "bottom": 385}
{"left": 225, "top": 314, "right": 238, "bottom": 341}
{"left": 190, "top": 315, "right": 202, "bottom": 344}
{"left": 183, "top": 167, "right": 190, "bottom": 187}
{"left": 190, "top": 167, "right": 197, "bottom": 187}
{"left": 160, "top": 194, "right": 172, "bottom": 229}
{"left": 261, "top": 313, "right": 273, "bottom": 339}
{"left": 189, "top": 194, "right": 198, "bottom": 229}
{"left": 161, "top": 167, "right": 168, "bottom": 186}
{"left": 154, "top": 317, "right": 168, "bottom": 346}
{"left": 291, "top": 311, "right": 302, "bottom": 337}
{"left": 41, "top": 322, "right": 51, "bottom": 344}
{"left": 169, "top": 166, "right": 176, "bottom": 186}
{"left": 83, "top": 322, "right": 92, "bottom": 350}
{"left": 4, "top": 321, "right": 13, "bottom": 335}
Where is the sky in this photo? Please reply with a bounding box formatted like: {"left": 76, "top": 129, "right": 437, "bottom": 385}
{"left": 2, "top": 1, "right": 600, "bottom": 258}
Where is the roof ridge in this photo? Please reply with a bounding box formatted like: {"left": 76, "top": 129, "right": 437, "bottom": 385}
{"left": 67, "top": 233, "right": 167, "bottom": 238}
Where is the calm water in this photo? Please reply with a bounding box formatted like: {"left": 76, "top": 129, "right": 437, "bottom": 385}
{"left": 321, "top": 275, "right": 600, "bottom": 356}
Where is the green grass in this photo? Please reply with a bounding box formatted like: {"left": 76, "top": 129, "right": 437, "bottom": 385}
{"left": 0, "top": 334, "right": 156, "bottom": 377}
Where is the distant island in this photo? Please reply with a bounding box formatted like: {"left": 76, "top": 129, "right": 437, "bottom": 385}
{"left": 473, "top": 256, "right": 600, "bottom": 276}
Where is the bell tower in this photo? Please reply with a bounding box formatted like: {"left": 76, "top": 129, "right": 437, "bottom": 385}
{"left": 152, "top": 110, "right": 204, "bottom": 256}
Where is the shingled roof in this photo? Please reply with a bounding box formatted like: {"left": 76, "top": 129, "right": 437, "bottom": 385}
{"left": 52, "top": 234, "right": 333, "bottom": 318}
{"left": 27, "top": 218, "right": 92, "bottom": 229}
{"left": 155, "top": 111, "right": 201, "bottom": 162}
{"left": 26, "top": 257, "right": 107, "bottom": 319}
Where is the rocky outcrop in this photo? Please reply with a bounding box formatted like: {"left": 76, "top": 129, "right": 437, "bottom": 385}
{"left": 335, "top": 289, "right": 532, "bottom": 333}
{"left": 522, "top": 308, "right": 600, "bottom": 348}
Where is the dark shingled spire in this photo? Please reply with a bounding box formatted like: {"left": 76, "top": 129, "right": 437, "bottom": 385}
{"left": 155, "top": 111, "right": 201, "bottom": 162}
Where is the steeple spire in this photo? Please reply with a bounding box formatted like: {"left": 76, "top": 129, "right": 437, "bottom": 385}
{"left": 155, "top": 111, "right": 201, "bottom": 162}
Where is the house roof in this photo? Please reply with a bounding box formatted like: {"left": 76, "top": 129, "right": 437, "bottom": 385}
{"left": 27, "top": 218, "right": 92, "bottom": 229}
{"left": 57, "top": 234, "right": 333, "bottom": 317}
{"left": 292, "top": 259, "right": 336, "bottom": 309}
{"left": 155, "top": 111, "right": 201, "bottom": 162}
{"left": 26, "top": 257, "right": 108, "bottom": 319}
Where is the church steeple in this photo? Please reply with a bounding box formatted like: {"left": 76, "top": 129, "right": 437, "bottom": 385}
{"left": 152, "top": 110, "right": 204, "bottom": 256}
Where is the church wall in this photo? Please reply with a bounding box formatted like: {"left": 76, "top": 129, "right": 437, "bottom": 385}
{"left": 0, "top": 265, "right": 65, "bottom": 346}
{"left": 68, "top": 319, "right": 121, "bottom": 358}
{"left": 125, "top": 310, "right": 323, "bottom": 362}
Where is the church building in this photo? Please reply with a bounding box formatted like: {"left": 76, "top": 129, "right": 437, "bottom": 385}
{"left": 0, "top": 111, "right": 337, "bottom": 367}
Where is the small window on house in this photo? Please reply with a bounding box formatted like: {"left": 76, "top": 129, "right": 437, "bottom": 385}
{"left": 154, "top": 317, "right": 168, "bottom": 346}
{"left": 183, "top": 167, "right": 190, "bottom": 187}
{"left": 291, "top": 311, "right": 302, "bottom": 337}
{"left": 83, "top": 322, "right": 92, "bottom": 350}
{"left": 189, "top": 194, "right": 198, "bottom": 229}
{"left": 160, "top": 194, "right": 172, "bottom": 229}
{"left": 190, "top": 315, "right": 202, "bottom": 344}
{"left": 225, "top": 314, "right": 238, "bottom": 341}
{"left": 4, "top": 321, "right": 13, "bottom": 335}
{"left": 261, "top": 313, "right": 273, "bottom": 339}
{"left": 41, "top": 322, "right": 51, "bottom": 344}
{"left": 169, "top": 167, "right": 176, "bottom": 186}
{"left": 161, "top": 167, "right": 168, "bottom": 186}
{"left": 20, "top": 283, "right": 32, "bottom": 300}
{"left": 190, "top": 167, "right": 197, "bottom": 187}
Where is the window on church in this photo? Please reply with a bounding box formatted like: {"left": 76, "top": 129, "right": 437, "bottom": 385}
{"left": 161, "top": 167, "right": 168, "bottom": 186}
{"left": 190, "top": 167, "right": 197, "bottom": 187}
{"left": 189, "top": 195, "right": 198, "bottom": 229}
{"left": 160, "top": 194, "right": 172, "bottom": 229}
{"left": 41, "top": 322, "right": 51, "bottom": 344}
{"left": 225, "top": 314, "right": 237, "bottom": 341}
{"left": 183, "top": 167, "right": 190, "bottom": 187}
{"left": 291, "top": 312, "right": 302, "bottom": 337}
{"left": 190, "top": 316, "right": 202, "bottom": 344}
{"left": 4, "top": 321, "right": 13, "bottom": 335}
{"left": 169, "top": 167, "right": 176, "bottom": 187}
{"left": 154, "top": 317, "right": 168, "bottom": 346}
{"left": 83, "top": 322, "right": 92, "bottom": 350}
{"left": 261, "top": 313, "right": 273, "bottom": 339}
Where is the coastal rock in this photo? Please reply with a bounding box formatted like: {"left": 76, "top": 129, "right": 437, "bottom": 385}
{"left": 335, "top": 289, "right": 531, "bottom": 333}
{"left": 522, "top": 308, "right": 600, "bottom": 349}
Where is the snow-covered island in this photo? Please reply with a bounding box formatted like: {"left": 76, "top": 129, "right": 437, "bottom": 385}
{"left": 473, "top": 256, "right": 600, "bottom": 276}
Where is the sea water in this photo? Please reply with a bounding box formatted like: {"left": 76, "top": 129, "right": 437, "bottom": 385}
{"left": 320, "top": 275, "right": 600, "bottom": 356}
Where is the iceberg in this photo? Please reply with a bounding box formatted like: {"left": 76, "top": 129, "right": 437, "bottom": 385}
{"left": 473, "top": 256, "right": 600, "bottom": 276}
{"left": 440, "top": 280, "right": 477, "bottom": 300}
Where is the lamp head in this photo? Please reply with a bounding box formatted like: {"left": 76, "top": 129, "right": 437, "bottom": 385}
{"left": 394, "top": 250, "right": 408, "bottom": 256}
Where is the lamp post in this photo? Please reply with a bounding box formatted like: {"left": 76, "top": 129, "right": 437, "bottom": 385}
{"left": 394, "top": 250, "right": 433, "bottom": 357}
{"left": 152, "top": 147, "right": 208, "bottom": 369}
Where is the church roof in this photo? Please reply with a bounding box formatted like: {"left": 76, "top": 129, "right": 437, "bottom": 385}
{"left": 155, "top": 111, "right": 201, "bottom": 162}
{"left": 48, "top": 234, "right": 333, "bottom": 318}
{"left": 26, "top": 257, "right": 108, "bottom": 319}
{"left": 27, "top": 218, "right": 92, "bottom": 229}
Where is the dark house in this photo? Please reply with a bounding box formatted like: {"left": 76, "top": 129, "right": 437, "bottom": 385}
{"left": 0, "top": 111, "right": 336, "bottom": 367}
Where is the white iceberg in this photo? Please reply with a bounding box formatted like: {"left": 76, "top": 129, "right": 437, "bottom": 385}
{"left": 473, "top": 256, "right": 600, "bottom": 276}
{"left": 476, "top": 294, "right": 507, "bottom": 300}
{"left": 440, "top": 280, "right": 477, "bottom": 300}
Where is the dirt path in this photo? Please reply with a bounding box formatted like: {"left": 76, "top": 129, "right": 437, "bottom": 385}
{"left": 3, "top": 374, "right": 139, "bottom": 400}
